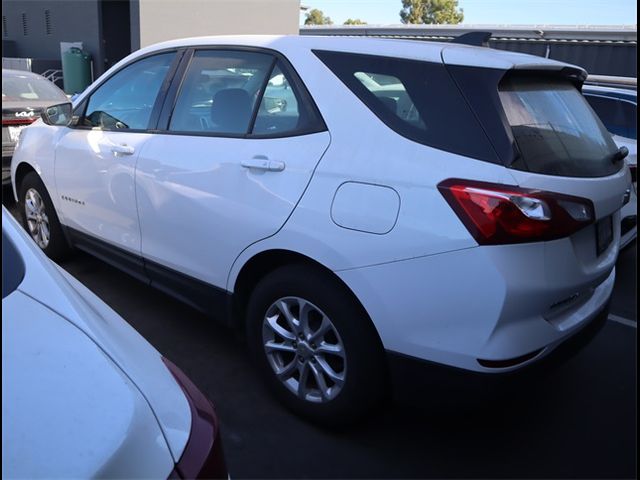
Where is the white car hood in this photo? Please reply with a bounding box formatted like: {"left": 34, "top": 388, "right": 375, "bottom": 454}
{"left": 2, "top": 289, "right": 174, "bottom": 478}
{"left": 2, "top": 211, "right": 191, "bottom": 465}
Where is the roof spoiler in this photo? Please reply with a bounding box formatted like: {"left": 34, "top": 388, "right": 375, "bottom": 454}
{"left": 451, "top": 31, "right": 492, "bottom": 47}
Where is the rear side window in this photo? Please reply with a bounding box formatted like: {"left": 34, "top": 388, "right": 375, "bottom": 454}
{"left": 169, "top": 50, "right": 274, "bottom": 135}
{"left": 168, "top": 51, "right": 325, "bottom": 138}
{"left": 314, "top": 50, "right": 498, "bottom": 163}
{"left": 584, "top": 94, "right": 637, "bottom": 140}
{"left": 500, "top": 76, "right": 621, "bottom": 178}
{"left": 252, "top": 62, "right": 323, "bottom": 136}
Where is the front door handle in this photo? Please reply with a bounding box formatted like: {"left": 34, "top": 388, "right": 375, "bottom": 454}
{"left": 241, "top": 157, "right": 285, "bottom": 172}
{"left": 110, "top": 144, "right": 135, "bottom": 156}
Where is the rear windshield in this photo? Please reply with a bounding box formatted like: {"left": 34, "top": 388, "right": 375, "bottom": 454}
{"left": 500, "top": 76, "right": 621, "bottom": 177}
{"left": 2, "top": 73, "right": 67, "bottom": 102}
{"left": 314, "top": 50, "right": 498, "bottom": 163}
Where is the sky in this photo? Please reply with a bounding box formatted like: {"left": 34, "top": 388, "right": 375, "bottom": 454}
{"left": 299, "top": 0, "right": 637, "bottom": 26}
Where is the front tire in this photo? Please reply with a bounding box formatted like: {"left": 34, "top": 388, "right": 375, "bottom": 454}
{"left": 246, "top": 264, "right": 388, "bottom": 425}
{"left": 18, "top": 172, "right": 71, "bottom": 261}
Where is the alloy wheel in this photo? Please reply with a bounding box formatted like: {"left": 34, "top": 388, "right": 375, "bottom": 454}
{"left": 262, "top": 296, "right": 347, "bottom": 403}
{"left": 24, "top": 188, "right": 50, "bottom": 249}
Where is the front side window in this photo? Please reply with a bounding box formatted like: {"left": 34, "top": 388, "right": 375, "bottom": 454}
{"left": 500, "top": 76, "right": 621, "bottom": 177}
{"left": 83, "top": 52, "right": 175, "bottom": 130}
{"left": 169, "top": 50, "right": 274, "bottom": 135}
{"left": 584, "top": 94, "right": 637, "bottom": 140}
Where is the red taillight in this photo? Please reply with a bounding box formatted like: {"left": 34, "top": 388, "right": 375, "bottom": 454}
{"left": 162, "top": 357, "right": 227, "bottom": 480}
{"left": 438, "top": 179, "right": 594, "bottom": 245}
{"left": 2, "top": 117, "right": 38, "bottom": 126}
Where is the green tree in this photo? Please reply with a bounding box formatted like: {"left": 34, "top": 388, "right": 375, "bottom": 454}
{"left": 399, "top": 0, "right": 425, "bottom": 24}
{"left": 304, "top": 9, "right": 333, "bottom": 25}
{"left": 343, "top": 18, "right": 367, "bottom": 25}
{"left": 400, "top": 0, "right": 464, "bottom": 24}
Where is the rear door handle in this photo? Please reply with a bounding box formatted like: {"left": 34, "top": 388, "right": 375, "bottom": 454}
{"left": 241, "top": 157, "right": 285, "bottom": 172}
{"left": 110, "top": 144, "right": 135, "bottom": 156}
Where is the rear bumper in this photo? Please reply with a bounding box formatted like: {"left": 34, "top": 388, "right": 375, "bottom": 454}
{"left": 387, "top": 297, "right": 610, "bottom": 395}
{"left": 338, "top": 241, "right": 616, "bottom": 373}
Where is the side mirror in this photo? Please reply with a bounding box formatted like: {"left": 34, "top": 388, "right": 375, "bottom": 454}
{"left": 41, "top": 103, "right": 73, "bottom": 126}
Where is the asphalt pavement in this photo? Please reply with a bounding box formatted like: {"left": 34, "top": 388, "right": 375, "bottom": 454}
{"left": 3, "top": 191, "right": 637, "bottom": 478}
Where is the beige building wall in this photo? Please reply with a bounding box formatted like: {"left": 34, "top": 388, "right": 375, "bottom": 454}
{"left": 137, "top": 0, "right": 300, "bottom": 48}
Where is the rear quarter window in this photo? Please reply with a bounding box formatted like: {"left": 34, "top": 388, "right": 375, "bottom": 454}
{"left": 314, "top": 50, "right": 498, "bottom": 163}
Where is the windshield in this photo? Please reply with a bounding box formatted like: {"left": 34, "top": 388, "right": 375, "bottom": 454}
{"left": 500, "top": 76, "right": 621, "bottom": 177}
{"left": 2, "top": 73, "right": 67, "bottom": 102}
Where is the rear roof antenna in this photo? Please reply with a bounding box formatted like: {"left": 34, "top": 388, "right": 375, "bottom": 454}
{"left": 451, "top": 31, "right": 492, "bottom": 47}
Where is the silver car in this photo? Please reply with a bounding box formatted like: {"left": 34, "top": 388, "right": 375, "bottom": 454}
{"left": 2, "top": 69, "right": 68, "bottom": 185}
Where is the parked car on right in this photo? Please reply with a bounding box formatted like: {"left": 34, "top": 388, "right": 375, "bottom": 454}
{"left": 583, "top": 82, "right": 637, "bottom": 247}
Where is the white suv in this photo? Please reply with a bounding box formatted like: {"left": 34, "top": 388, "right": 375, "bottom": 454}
{"left": 11, "top": 35, "right": 632, "bottom": 423}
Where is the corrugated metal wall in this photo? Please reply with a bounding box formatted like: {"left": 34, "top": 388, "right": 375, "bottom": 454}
{"left": 302, "top": 27, "right": 637, "bottom": 78}
{"left": 490, "top": 40, "right": 636, "bottom": 77}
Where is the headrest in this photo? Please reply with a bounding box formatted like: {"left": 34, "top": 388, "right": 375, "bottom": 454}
{"left": 210, "top": 88, "right": 252, "bottom": 133}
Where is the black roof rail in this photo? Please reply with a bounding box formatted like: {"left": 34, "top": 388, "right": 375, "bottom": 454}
{"left": 451, "top": 31, "right": 492, "bottom": 47}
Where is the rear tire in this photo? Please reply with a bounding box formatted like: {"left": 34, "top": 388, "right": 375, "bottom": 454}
{"left": 246, "top": 264, "right": 389, "bottom": 426}
{"left": 18, "top": 172, "right": 71, "bottom": 261}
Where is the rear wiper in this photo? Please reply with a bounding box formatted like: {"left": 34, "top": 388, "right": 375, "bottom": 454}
{"left": 611, "top": 146, "right": 629, "bottom": 163}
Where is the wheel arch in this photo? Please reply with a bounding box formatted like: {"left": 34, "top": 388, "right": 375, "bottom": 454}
{"left": 13, "top": 162, "right": 38, "bottom": 201}
{"left": 14, "top": 163, "right": 73, "bottom": 255}
{"left": 231, "top": 248, "right": 384, "bottom": 349}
